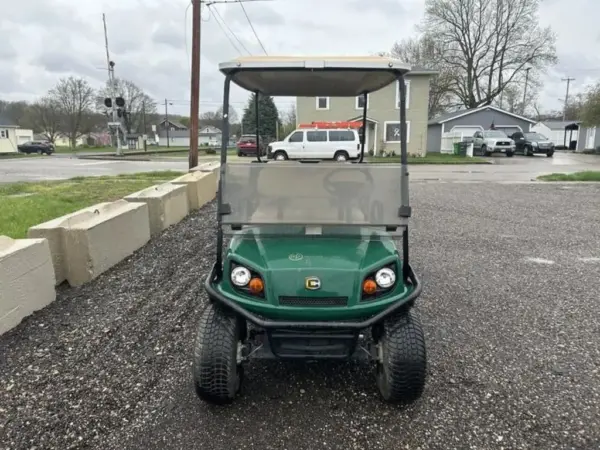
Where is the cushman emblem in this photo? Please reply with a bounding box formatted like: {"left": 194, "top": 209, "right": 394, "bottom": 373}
{"left": 305, "top": 277, "right": 321, "bottom": 290}
{"left": 288, "top": 253, "right": 303, "bottom": 261}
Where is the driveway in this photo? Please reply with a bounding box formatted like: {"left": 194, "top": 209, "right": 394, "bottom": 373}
{"left": 1, "top": 182, "right": 599, "bottom": 450}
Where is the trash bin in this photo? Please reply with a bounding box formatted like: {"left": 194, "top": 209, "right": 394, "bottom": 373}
{"left": 458, "top": 141, "right": 469, "bottom": 156}
{"left": 453, "top": 142, "right": 461, "bottom": 155}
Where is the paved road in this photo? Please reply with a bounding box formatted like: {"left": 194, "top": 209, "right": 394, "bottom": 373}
{"left": 2, "top": 151, "right": 599, "bottom": 183}
{"left": 1, "top": 183, "right": 599, "bottom": 450}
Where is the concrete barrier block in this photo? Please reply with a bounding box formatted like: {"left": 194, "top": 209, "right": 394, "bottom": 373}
{"left": 28, "top": 206, "right": 100, "bottom": 285}
{"left": 0, "top": 236, "right": 56, "bottom": 335}
{"left": 171, "top": 171, "right": 217, "bottom": 211}
{"left": 190, "top": 161, "right": 220, "bottom": 192}
{"left": 124, "top": 182, "right": 189, "bottom": 237}
{"left": 60, "top": 200, "right": 151, "bottom": 287}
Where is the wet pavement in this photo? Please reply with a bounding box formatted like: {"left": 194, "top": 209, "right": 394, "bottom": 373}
{"left": 1, "top": 151, "right": 599, "bottom": 183}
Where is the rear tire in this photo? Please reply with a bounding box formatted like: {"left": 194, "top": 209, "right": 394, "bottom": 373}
{"left": 376, "top": 310, "right": 427, "bottom": 404}
{"left": 506, "top": 151, "right": 514, "bottom": 157}
{"left": 524, "top": 146, "right": 533, "bottom": 156}
{"left": 192, "top": 302, "right": 244, "bottom": 405}
{"left": 334, "top": 151, "right": 349, "bottom": 161}
{"left": 546, "top": 150, "right": 554, "bottom": 157}
{"left": 481, "top": 145, "right": 490, "bottom": 156}
{"left": 273, "top": 151, "right": 288, "bottom": 161}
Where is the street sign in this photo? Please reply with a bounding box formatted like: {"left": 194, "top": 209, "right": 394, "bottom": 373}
{"left": 108, "top": 122, "right": 121, "bottom": 127}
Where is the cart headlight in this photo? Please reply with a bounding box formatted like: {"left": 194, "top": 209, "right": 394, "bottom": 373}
{"left": 231, "top": 266, "right": 251, "bottom": 286}
{"left": 375, "top": 267, "right": 396, "bottom": 289}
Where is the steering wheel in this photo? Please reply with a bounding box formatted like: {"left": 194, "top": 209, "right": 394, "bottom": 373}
{"left": 323, "top": 167, "right": 375, "bottom": 199}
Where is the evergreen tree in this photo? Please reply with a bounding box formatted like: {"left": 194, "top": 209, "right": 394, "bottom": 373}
{"left": 241, "top": 93, "right": 279, "bottom": 140}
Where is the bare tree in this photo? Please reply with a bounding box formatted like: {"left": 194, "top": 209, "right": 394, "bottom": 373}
{"left": 390, "top": 36, "right": 456, "bottom": 118}
{"left": 97, "top": 78, "right": 157, "bottom": 134}
{"left": 422, "top": 0, "right": 557, "bottom": 109}
{"left": 49, "top": 76, "right": 95, "bottom": 147}
{"left": 280, "top": 104, "right": 297, "bottom": 136}
{"left": 31, "top": 97, "right": 63, "bottom": 142}
{"left": 199, "top": 105, "right": 239, "bottom": 129}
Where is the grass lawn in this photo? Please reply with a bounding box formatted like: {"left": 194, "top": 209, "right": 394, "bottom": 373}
{"left": 0, "top": 171, "right": 184, "bottom": 239}
{"left": 537, "top": 171, "right": 600, "bottom": 182}
{"left": 367, "top": 154, "right": 489, "bottom": 164}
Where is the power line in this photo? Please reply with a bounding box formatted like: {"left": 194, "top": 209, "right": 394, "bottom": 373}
{"left": 208, "top": 4, "right": 252, "bottom": 55}
{"left": 238, "top": 1, "right": 268, "bottom": 55}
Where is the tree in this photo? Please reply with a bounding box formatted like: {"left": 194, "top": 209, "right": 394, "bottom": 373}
{"left": 389, "top": 36, "right": 456, "bottom": 118}
{"left": 279, "top": 104, "right": 296, "bottom": 137}
{"left": 492, "top": 72, "right": 541, "bottom": 116}
{"left": 241, "top": 94, "right": 278, "bottom": 140}
{"left": 579, "top": 83, "right": 600, "bottom": 126}
{"left": 30, "top": 97, "right": 63, "bottom": 142}
{"left": 0, "top": 100, "right": 36, "bottom": 129}
{"left": 199, "top": 105, "right": 239, "bottom": 129}
{"left": 422, "top": 0, "right": 557, "bottom": 109}
{"left": 49, "top": 76, "right": 95, "bottom": 147}
{"left": 97, "top": 78, "right": 157, "bottom": 134}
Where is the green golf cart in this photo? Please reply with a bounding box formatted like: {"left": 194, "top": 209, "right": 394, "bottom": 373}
{"left": 192, "top": 56, "right": 426, "bottom": 405}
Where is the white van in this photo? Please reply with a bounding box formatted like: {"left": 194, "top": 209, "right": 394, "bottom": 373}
{"left": 266, "top": 128, "right": 361, "bottom": 161}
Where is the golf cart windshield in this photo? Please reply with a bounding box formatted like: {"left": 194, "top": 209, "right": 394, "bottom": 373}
{"left": 221, "top": 162, "right": 406, "bottom": 227}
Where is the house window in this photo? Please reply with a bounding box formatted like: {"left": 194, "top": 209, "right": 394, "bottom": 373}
{"left": 0, "top": 129, "right": 8, "bottom": 139}
{"left": 395, "top": 80, "right": 411, "bottom": 109}
{"left": 384, "top": 121, "right": 411, "bottom": 143}
{"left": 355, "top": 94, "right": 369, "bottom": 110}
{"left": 316, "top": 97, "right": 329, "bottom": 110}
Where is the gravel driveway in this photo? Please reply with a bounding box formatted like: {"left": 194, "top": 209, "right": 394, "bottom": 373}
{"left": 1, "top": 182, "right": 599, "bottom": 450}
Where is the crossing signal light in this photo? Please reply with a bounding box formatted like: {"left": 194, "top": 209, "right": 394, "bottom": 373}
{"left": 104, "top": 98, "right": 112, "bottom": 108}
{"left": 116, "top": 97, "right": 125, "bottom": 107}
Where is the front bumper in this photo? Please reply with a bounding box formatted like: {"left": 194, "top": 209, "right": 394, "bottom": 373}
{"left": 490, "top": 146, "right": 515, "bottom": 153}
{"left": 204, "top": 263, "right": 422, "bottom": 330}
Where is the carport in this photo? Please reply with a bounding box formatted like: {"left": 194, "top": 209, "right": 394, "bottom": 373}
{"left": 427, "top": 105, "right": 536, "bottom": 153}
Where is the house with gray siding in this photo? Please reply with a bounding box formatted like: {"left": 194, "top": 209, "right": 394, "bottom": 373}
{"left": 427, "top": 105, "right": 536, "bottom": 153}
{"left": 296, "top": 67, "right": 438, "bottom": 156}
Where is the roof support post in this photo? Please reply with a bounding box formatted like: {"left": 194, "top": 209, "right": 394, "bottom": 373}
{"left": 397, "top": 72, "right": 411, "bottom": 280}
{"left": 215, "top": 73, "right": 233, "bottom": 278}
{"left": 358, "top": 92, "right": 368, "bottom": 163}
{"left": 255, "top": 90, "right": 262, "bottom": 162}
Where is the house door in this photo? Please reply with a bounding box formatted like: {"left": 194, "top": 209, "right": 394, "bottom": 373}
{"left": 586, "top": 128, "right": 596, "bottom": 149}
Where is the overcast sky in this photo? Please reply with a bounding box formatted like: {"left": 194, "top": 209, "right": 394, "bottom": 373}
{"left": 1, "top": 0, "right": 599, "bottom": 119}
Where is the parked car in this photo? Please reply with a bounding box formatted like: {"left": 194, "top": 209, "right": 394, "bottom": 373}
{"left": 509, "top": 131, "right": 554, "bottom": 157}
{"left": 17, "top": 140, "right": 55, "bottom": 155}
{"left": 472, "top": 130, "right": 515, "bottom": 157}
{"left": 236, "top": 134, "right": 266, "bottom": 156}
{"left": 266, "top": 128, "right": 361, "bottom": 161}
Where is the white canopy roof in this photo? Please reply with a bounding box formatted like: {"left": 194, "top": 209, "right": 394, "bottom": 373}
{"left": 218, "top": 56, "right": 412, "bottom": 97}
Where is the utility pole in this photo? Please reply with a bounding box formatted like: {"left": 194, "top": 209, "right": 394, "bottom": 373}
{"left": 164, "top": 99, "right": 170, "bottom": 148}
{"left": 522, "top": 67, "right": 531, "bottom": 115}
{"left": 142, "top": 100, "right": 147, "bottom": 152}
{"left": 189, "top": 0, "right": 201, "bottom": 169}
{"left": 562, "top": 77, "right": 575, "bottom": 121}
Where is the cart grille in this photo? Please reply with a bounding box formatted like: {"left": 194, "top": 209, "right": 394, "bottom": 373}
{"left": 279, "top": 296, "right": 348, "bottom": 307}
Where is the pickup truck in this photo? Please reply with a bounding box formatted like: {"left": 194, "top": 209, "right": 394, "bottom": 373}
{"left": 473, "top": 130, "right": 515, "bottom": 157}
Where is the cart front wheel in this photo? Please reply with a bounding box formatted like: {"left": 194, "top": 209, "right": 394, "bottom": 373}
{"left": 192, "top": 302, "right": 244, "bottom": 404}
{"left": 376, "top": 310, "right": 427, "bottom": 404}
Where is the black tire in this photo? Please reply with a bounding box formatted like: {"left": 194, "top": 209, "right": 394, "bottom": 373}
{"left": 237, "top": 151, "right": 243, "bottom": 157}
{"left": 273, "top": 151, "right": 288, "bottom": 161}
{"left": 192, "top": 302, "right": 244, "bottom": 405}
{"left": 376, "top": 310, "right": 427, "bottom": 404}
{"left": 481, "top": 145, "right": 490, "bottom": 156}
{"left": 524, "top": 146, "right": 533, "bottom": 156}
{"left": 506, "top": 151, "right": 514, "bottom": 157}
{"left": 334, "top": 150, "right": 349, "bottom": 161}
{"left": 546, "top": 151, "right": 554, "bottom": 158}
